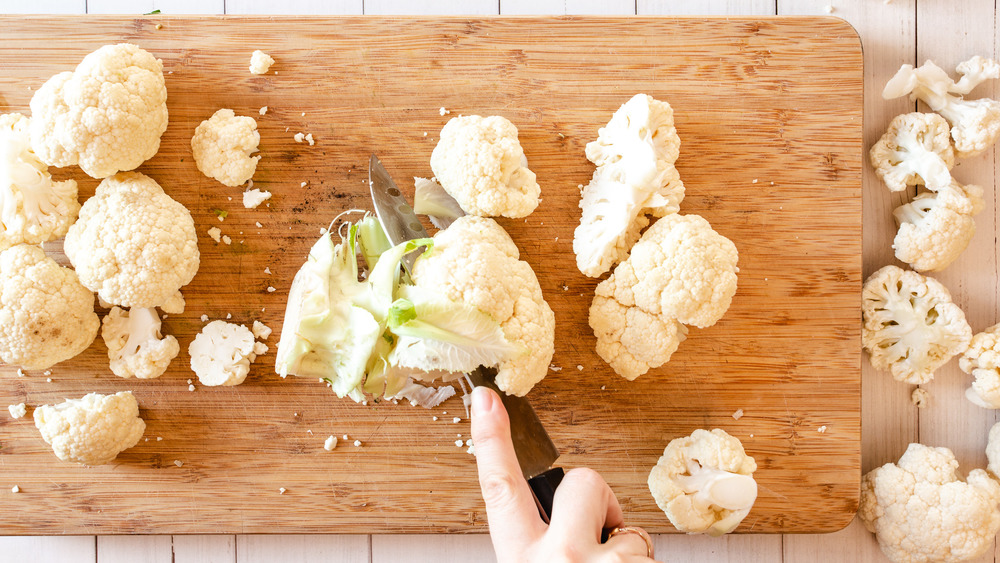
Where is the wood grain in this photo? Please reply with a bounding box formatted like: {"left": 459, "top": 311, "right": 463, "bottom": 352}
{"left": 0, "top": 15, "right": 861, "bottom": 535}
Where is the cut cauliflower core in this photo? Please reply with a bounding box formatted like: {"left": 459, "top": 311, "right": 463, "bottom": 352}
{"left": 101, "top": 306, "right": 179, "bottom": 379}
{"left": 33, "top": 391, "right": 145, "bottom": 466}
{"left": 189, "top": 320, "right": 258, "bottom": 386}
{"left": 960, "top": 323, "right": 1000, "bottom": 409}
{"left": 892, "top": 182, "right": 984, "bottom": 272}
{"left": 869, "top": 112, "right": 956, "bottom": 192}
{"left": 862, "top": 265, "right": 971, "bottom": 384}
{"left": 0, "top": 113, "right": 80, "bottom": 250}
{"left": 192, "top": 109, "right": 261, "bottom": 187}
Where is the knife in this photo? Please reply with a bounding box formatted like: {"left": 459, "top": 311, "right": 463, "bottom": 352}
{"left": 369, "top": 154, "right": 565, "bottom": 524}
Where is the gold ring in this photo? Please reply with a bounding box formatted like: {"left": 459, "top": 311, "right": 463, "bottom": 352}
{"left": 607, "top": 525, "right": 654, "bottom": 558}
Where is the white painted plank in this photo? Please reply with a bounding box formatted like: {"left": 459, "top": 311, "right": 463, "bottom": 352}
{"left": 637, "top": 0, "right": 775, "bottom": 16}
{"left": 236, "top": 535, "right": 369, "bottom": 563}
{"left": 372, "top": 534, "right": 496, "bottom": 563}
{"left": 172, "top": 535, "right": 237, "bottom": 563}
{"left": 224, "top": 0, "right": 363, "bottom": 14}
{"left": 783, "top": 518, "right": 889, "bottom": 563}
{"left": 500, "top": 0, "right": 636, "bottom": 15}
{"left": 97, "top": 536, "right": 172, "bottom": 563}
{"left": 0, "top": 536, "right": 96, "bottom": 563}
{"left": 653, "top": 533, "right": 782, "bottom": 563}
{"left": 87, "top": 0, "right": 224, "bottom": 14}
{"left": 363, "top": 0, "right": 499, "bottom": 15}
{"left": 0, "top": 0, "right": 85, "bottom": 13}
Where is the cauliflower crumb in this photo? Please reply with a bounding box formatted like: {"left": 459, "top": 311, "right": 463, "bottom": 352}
{"left": 255, "top": 221, "right": 263, "bottom": 228}
{"left": 252, "top": 320, "right": 272, "bottom": 340}
{"left": 439, "top": 107, "right": 450, "bottom": 116}
{"left": 293, "top": 132, "right": 305, "bottom": 143}
{"left": 818, "top": 426, "right": 828, "bottom": 433}
{"left": 731, "top": 409, "right": 744, "bottom": 421}
{"left": 249, "top": 50, "right": 275, "bottom": 75}
{"left": 353, "top": 440, "right": 361, "bottom": 447}
{"left": 305, "top": 133, "right": 314, "bottom": 145}
{"left": 259, "top": 106, "right": 268, "bottom": 116}
{"left": 253, "top": 341, "right": 268, "bottom": 356}
{"left": 174, "top": 460, "right": 183, "bottom": 467}
{"left": 156, "top": 436, "right": 162, "bottom": 441}
{"left": 300, "top": 181, "right": 307, "bottom": 188}
{"left": 46, "top": 377, "right": 52, "bottom": 382}
{"left": 200, "top": 314, "right": 209, "bottom": 322}
{"left": 278, "top": 487, "right": 286, "bottom": 494}
{"left": 454, "top": 439, "right": 463, "bottom": 447}
{"left": 243, "top": 188, "right": 272, "bottom": 209}
{"left": 452, "top": 417, "right": 461, "bottom": 423}
{"left": 264, "top": 267, "right": 272, "bottom": 275}
{"left": 188, "top": 384, "right": 195, "bottom": 391}
{"left": 324, "top": 435, "right": 337, "bottom": 451}
{"left": 222, "top": 235, "right": 232, "bottom": 245}
{"left": 432, "top": 416, "right": 438, "bottom": 421}
{"left": 577, "top": 365, "right": 584, "bottom": 371}
{"left": 911, "top": 387, "right": 929, "bottom": 408}
{"left": 266, "top": 286, "right": 276, "bottom": 293}
{"left": 8, "top": 403, "right": 26, "bottom": 419}
{"left": 824, "top": 5, "right": 834, "bottom": 13}
{"left": 11, "top": 485, "right": 19, "bottom": 493}
{"left": 548, "top": 364, "right": 562, "bottom": 372}
{"left": 16, "top": 369, "right": 24, "bottom": 377}
{"left": 207, "top": 227, "right": 222, "bottom": 243}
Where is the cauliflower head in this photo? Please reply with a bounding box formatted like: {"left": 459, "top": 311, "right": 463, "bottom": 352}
{"left": 429, "top": 115, "right": 540, "bottom": 218}
{"left": 574, "top": 93, "right": 685, "bottom": 278}
{"left": 189, "top": 320, "right": 257, "bottom": 386}
{"left": 0, "top": 113, "right": 80, "bottom": 250}
{"left": 892, "top": 182, "right": 984, "bottom": 272}
{"left": 862, "top": 265, "right": 971, "bottom": 384}
{"left": 28, "top": 43, "right": 168, "bottom": 179}
{"left": 859, "top": 443, "right": 1000, "bottom": 563}
{"left": 869, "top": 112, "right": 956, "bottom": 192}
{"left": 101, "top": 306, "right": 179, "bottom": 379}
{"left": 959, "top": 323, "right": 1000, "bottom": 409}
{"left": 648, "top": 428, "right": 758, "bottom": 536}
{"left": 64, "top": 172, "right": 200, "bottom": 308}
{"left": 411, "top": 216, "right": 555, "bottom": 396}
{"left": 0, "top": 244, "right": 99, "bottom": 370}
{"left": 33, "top": 391, "right": 145, "bottom": 466}
{"left": 191, "top": 109, "right": 260, "bottom": 187}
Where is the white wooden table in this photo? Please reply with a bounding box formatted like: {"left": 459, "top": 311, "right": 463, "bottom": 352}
{"left": 0, "top": 1, "right": 996, "bottom": 561}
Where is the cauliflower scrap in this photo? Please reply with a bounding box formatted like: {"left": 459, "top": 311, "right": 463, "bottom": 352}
{"left": 862, "top": 265, "right": 971, "bottom": 384}
{"left": 0, "top": 244, "right": 99, "bottom": 370}
{"left": 189, "top": 320, "right": 258, "bottom": 386}
{"left": 869, "top": 112, "right": 956, "bottom": 192}
{"left": 892, "top": 182, "right": 984, "bottom": 272}
{"left": 884, "top": 56, "right": 1000, "bottom": 158}
{"left": 859, "top": 443, "right": 1000, "bottom": 563}
{"left": 33, "top": 391, "right": 146, "bottom": 466}
{"left": 960, "top": 323, "right": 1000, "bottom": 409}
{"left": 0, "top": 113, "right": 80, "bottom": 250}
{"left": 590, "top": 214, "right": 738, "bottom": 380}
{"left": 411, "top": 216, "right": 555, "bottom": 396}
{"left": 64, "top": 172, "right": 200, "bottom": 309}
{"left": 987, "top": 422, "right": 1000, "bottom": 478}
{"left": 191, "top": 109, "right": 261, "bottom": 187}
{"left": 243, "top": 188, "right": 272, "bottom": 209}
{"left": 429, "top": 115, "right": 540, "bottom": 218}
{"left": 648, "top": 428, "right": 758, "bottom": 536}
{"left": 101, "top": 306, "right": 179, "bottom": 379}
{"left": 574, "top": 93, "right": 685, "bottom": 278}
{"left": 28, "top": 43, "right": 168, "bottom": 179}
{"left": 249, "top": 50, "right": 275, "bottom": 75}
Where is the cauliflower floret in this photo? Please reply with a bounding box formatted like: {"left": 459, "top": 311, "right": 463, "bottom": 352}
{"left": 160, "top": 290, "right": 185, "bottom": 315}
{"left": 28, "top": 43, "right": 168, "bottom": 179}
{"left": 101, "top": 306, "right": 179, "bottom": 379}
{"left": 987, "top": 422, "right": 1000, "bottom": 478}
{"left": 884, "top": 56, "right": 1000, "bottom": 158}
{"left": 0, "top": 244, "right": 99, "bottom": 370}
{"left": 0, "top": 113, "right": 80, "bottom": 250}
{"left": 33, "top": 391, "right": 146, "bottom": 466}
{"left": 648, "top": 428, "right": 757, "bottom": 536}
{"left": 252, "top": 320, "right": 272, "bottom": 340}
{"left": 189, "top": 320, "right": 257, "bottom": 386}
{"left": 892, "top": 182, "right": 984, "bottom": 272}
{"left": 959, "top": 323, "right": 1000, "bottom": 409}
{"left": 590, "top": 214, "right": 738, "bottom": 380}
{"left": 191, "top": 109, "right": 261, "bottom": 187}
{"left": 64, "top": 172, "right": 200, "bottom": 308}
{"left": 859, "top": 443, "right": 1000, "bottom": 563}
{"left": 869, "top": 112, "right": 956, "bottom": 192}
{"left": 862, "top": 265, "right": 971, "bottom": 384}
{"left": 411, "top": 216, "right": 555, "bottom": 396}
{"left": 429, "top": 115, "right": 540, "bottom": 218}
{"left": 249, "top": 50, "right": 275, "bottom": 75}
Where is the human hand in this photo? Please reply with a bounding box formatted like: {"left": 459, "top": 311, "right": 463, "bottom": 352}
{"left": 470, "top": 386, "right": 656, "bottom": 562}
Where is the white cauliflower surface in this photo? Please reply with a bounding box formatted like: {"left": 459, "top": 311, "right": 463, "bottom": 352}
{"left": 33, "top": 391, "right": 146, "bottom": 466}
{"left": 248, "top": 50, "right": 275, "bottom": 75}
{"left": 64, "top": 172, "right": 200, "bottom": 309}
{"left": 859, "top": 443, "right": 1000, "bottom": 563}
{"left": 960, "top": 323, "right": 1000, "bottom": 409}
{"left": 429, "top": 115, "right": 540, "bottom": 218}
{"left": 191, "top": 109, "right": 261, "bottom": 187}
{"left": 869, "top": 112, "right": 956, "bottom": 192}
{"left": 189, "top": 320, "right": 258, "bottom": 386}
{"left": 28, "top": 43, "right": 168, "bottom": 179}
{"left": 648, "top": 428, "right": 758, "bottom": 536}
{"left": 0, "top": 112, "right": 80, "bottom": 250}
{"left": 101, "top": 306, "right": 179, "bottom": 379}
{"left": 0, "top": 244, "right": 99, "bottom": 370}
{"left": 892, "top": 182, "right": 984, "bottom": 272}
{"left": 988, "top": 422, "right": 1000, "bottom": 478}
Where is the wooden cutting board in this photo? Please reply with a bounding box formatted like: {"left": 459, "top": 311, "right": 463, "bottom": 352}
{"left": 0, "top": 15, "right": 862, "bottom": 535}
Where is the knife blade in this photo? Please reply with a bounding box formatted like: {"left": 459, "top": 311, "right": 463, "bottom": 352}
{"left": 369, "top": 154, "right": 564, "bottom": 522}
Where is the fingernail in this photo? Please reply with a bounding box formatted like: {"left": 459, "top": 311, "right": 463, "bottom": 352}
{"left": 471, "top": 386, "right": 493, "bottom": 416}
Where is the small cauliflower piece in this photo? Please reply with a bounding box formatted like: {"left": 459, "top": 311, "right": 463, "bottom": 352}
{"left": 243, "top": 188, "right": 272, "bottom": 209}
{"left": 960, "top": 323, "right": 1000, "bottom": 409}
{"left": 28, "top": 43, "right": 168, "bottom": 179}
{"left": 189, "top": 320, "right": 257, "bottom": 386}
{"left": 252, "top": 320, "right": 272, "bottom": 340}
{"left": 0, "top": 113, "right": 80, "bottom": 250}
{"left": 911, "top": 387, "right": 929, "bottom": 408}
{"left": 859, "top": 443, "right": 1000, "bottom": 563}
{"left": 648, "top": 428, "right": 757, "bottom": 536}
{"left": 892, "top": 182, "right": 984, "bottom": 272}
{"left": 160, "top": 291, "right": 185, "bottom": 315}
{"left": 987, "top": 422, "right": 1000, "bottom": 478}
{"left": 191, "top": 109, "right": 261, "bottom": 187}
{"left": 862, "top": 265, "right": 971, "bottom": 384}
{"left": 8, "top": 403, "right": 26, "bottom": 419}
{"left": 429, "top": 115, "right": 540, "bottom": 218}
{"left": 101, "top": 306, "right": 179, "bottom": 379}
{"left": 869, "top": 112, "right": 955, "bottom": 192}
{"left": 33, "top": 391, "right": 145, "bottom": 465}
{"left": 0, "top": 244, "right": 99, "bottom": 370}
{"left": 248, "top": 50, "right": 275, "bottom": 75}
{"left": 64, "top": 172, "right": 200, "bottom": 309}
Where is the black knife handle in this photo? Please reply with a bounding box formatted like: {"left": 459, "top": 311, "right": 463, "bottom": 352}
{"left": 527, "top": 467, "right": 564, "bottom": 523}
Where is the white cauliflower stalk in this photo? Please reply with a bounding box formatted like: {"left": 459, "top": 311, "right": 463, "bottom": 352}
{"left": 869, "top": 112, "right": 956, "bottom": 192}
{"left": 191, "top": 109, "right": 261, "bottom": 187}
{"left": 29, "top": 43, "right": 168, "bottom": 179}
{"left": 648, "top": 428, "right": 757, "bottom": 536}
{"left": 859, "top": 443, "right": 1000, "bottom": 563}
{"left": 190, "top": 320, "right": 257, "bottom": 386}
{"left": 101, "top": 306, "right": 179, "bottom": 379}
{"left": 892, "top": 182, "right": 984, "bottom": 272}
{"left": 64, "top": 172, "right": 200, "bottom": 308}
{"left": 960, "top": 323, "right": 1000, "bottom": 409}
{"left": 862, "top": 265, "right": 971, "bottom": 384}
{"left": 0, "top": 113, "right": 79, "bottom": 250}
{"left": 0, "top": 244, "right": 99, "bottom": 370}
{"left": 574, "top": 93, "right": 685, "bottom": 278}
{"left": 33, "top": 391, "right": 145, "bottom": 466}
{"left": 429, "top": 115, "right": 540, "bottom": 218}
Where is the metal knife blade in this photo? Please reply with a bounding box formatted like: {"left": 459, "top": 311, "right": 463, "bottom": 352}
{"left": 369, "top": 154, "right": 432, "bottom": 274}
